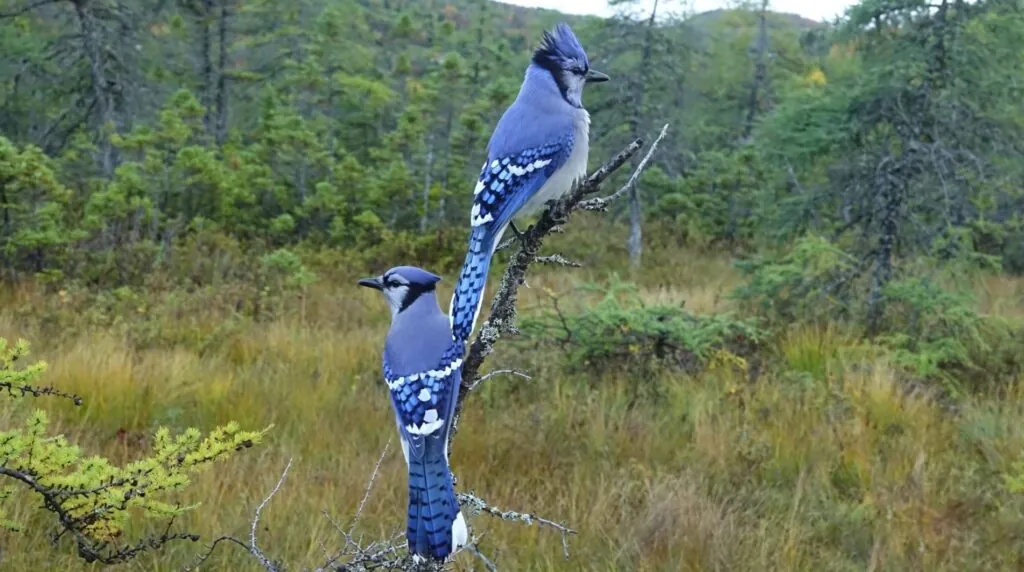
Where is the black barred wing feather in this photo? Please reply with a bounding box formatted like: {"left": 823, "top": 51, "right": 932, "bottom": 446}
{"left": 470, "top": 137, "right": 573, "bottom": 230}
{"left": 383, "top": 342, "right": 464, "bottom": 459}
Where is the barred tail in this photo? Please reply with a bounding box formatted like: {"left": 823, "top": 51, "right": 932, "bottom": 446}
{"left": 450, "top": 225, "right": 500, "bottom": 342}
{"left": 406, "top": 441, "right": 467, "bottom": 560}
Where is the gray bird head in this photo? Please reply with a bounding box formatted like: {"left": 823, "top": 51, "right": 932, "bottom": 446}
{"left": 531, "top": 22, "right": 609, "bottom": 108}
{"left": 358, "top": 265, "right": 442, "bottom": 316}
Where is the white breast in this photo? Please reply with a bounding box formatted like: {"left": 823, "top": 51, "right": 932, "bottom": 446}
{"left": 517, "top": 109, "right": 590, "bottom": 218}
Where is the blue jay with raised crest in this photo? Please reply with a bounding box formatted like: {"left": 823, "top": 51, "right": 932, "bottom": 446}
{"left": 358, "top": 265, "right": 468, "bottom": 562}
{"left": 448, "top": 22, "right": 609, "bottom": 342}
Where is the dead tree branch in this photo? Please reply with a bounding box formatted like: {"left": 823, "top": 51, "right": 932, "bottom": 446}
{"left": 192, "top": 129, "right": 667, "bottom": 572}
{"left": 348, "top": 439, "right": 391, "bottom": 536}
{"left": 534, "top": 254, "right": 583, "bottom": 267}
{"left": 0, "top": 378, "right": 83, "bottom": 405}
{"left": 458, "top": 492, "right": 577, "bottom": 560}
{"left": 456, "top": 127, "right": 669, "bottom": 407}
{"left": 183, "top": 535, "right": 251, "bottom": 571}
{"left": 467, "top": 368, "right": 532, "bottom": 392}
{"left": 578, "top": 123, "right": 670, "bottom": 212}
{"left": 317, "top": 439, "right": 394, "bottom": 570}
{"left": 438, "top": 130, "right": 668, "bottom": 566}
{"left": 250, "top": 458, "right": 292, "bottom": 571}
{"left": 184, "top": 458, "right": 292, "bottom": 572}
{"left": 463, "top": 538, "right": 498, "bottom": 572}
{"left": 456, "top": 136, "right": 646, "bottom": 402}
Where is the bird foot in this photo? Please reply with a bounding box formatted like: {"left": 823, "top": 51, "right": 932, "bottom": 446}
{"left": 509, "top": 221, "right": 534, "bottom": 245}
{"left": 544, "top": 200, "right": 568, "bottom": 225}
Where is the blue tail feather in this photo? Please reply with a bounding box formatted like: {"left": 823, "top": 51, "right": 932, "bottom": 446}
{"left": 450, "top": 225, "right": 499, "bottom": 342}
{"left": 406, "top": 438, "right": 463, "bottom": 560}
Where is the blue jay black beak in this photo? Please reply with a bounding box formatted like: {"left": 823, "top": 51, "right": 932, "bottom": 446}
{"left": 357, "top": 276, "right": 384, "bottom": 290}
{"left": 586, "top": 69, "right": 609, "bottom": 83}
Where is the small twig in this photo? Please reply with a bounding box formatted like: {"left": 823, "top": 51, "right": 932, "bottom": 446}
{"left": 317, "top": 440, "right": 394, "bottom": 569}
{"left": 578, "top": 123, "right": 670, "bottom": 211}
{"left": 249, "top": 458, "right": 293, "bottom": 571}
{"left": 463, "top": 537, "right": 498, "bottom": 572}
{"left": 348, "top": 439, "right": 391, "bottom": 536}
{"left": 316, "top": 443, "right": 414, "bottom": 572}
{"left": 467, "top": 369, "right": 532, "bottom": 392}
{"left": 548, "top": 293, "right": 574, "bottom": 347}
{"left": 0, "top": 380, "right": 83, "bottom": 405}
{"left": 534, "top": 254, "right": 582, "bottom": 267}
{"left": 458, "top": 492, "right": 576, "bottom": 560}
{"left": 182, "top": 535, "right": 252, "bottom": 571}
{"left": 495, "top": 236, "right": 517, "bottom": 252}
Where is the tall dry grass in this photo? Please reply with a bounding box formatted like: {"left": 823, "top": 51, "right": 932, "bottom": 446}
{"left": 2, "top": 220, "right": 1024, "bottom": 570}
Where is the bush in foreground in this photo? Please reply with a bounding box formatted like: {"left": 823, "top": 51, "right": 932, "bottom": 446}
{"left": 0, "top": 337, "right": 268, "bottom": 564}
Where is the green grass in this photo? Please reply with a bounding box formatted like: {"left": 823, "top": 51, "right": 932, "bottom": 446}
{"left": 2, "top": 219, "right": 1024, "bottom": 570}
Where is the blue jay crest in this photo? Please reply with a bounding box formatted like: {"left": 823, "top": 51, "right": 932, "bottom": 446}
{"left": 533, "top": 23, "right": 591, "bottom": 72}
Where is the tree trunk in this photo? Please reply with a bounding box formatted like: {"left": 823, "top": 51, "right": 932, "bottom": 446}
{"left": 626, "top": 0, "right": 659, "bottom": 268}
{"left": 628, "top": 182, "right": 643, "bottom": 268}
{"left": 867, "top": 166, "right": 901, "bottom": 336}
{"left": 420, "top": 141, "right": 434, "bottom": 232}
{"left": 436, "top": 106, "right": 455, "bottom": 225}
{"left": 215, "top": 0, "right": 230, "bottom": 145}
{"left": 200, "top": 0, "right": 214, "bottom": 135}
{"left": 741, "top": 0, "right": 771, "bottom": 141}
{"left": 73, "top": 0, "right": 116, "bottom": 177}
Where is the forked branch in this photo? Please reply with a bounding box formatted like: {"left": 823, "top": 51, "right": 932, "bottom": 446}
{"left": 456, "top": 125, "right": 670, "bottom": 410}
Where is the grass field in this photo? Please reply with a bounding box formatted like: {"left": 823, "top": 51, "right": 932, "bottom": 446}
{"left": 2, "top": 220, "right": 1024, "bottom": 571}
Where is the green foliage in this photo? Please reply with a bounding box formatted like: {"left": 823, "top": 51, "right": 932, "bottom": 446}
{"left": 0, "top": 0, "right": 841, "bottom": 289}
{"left": 653, "top": 147, "right": 768, "bottom": 246}
{"left": 733, "top": 237, "right": 1024, "bottom": 393}
{"left": 1007, "top": 460, "right": 1024, "bottom": 495}
{"left": 521, "top": 276, "right": 763, "bottom": 375}
{"left": 732, "top": 235, "right": 861, "bottom": 325}
{"left": 876, "top": 277, "right": 1021, "bottom": 395}
{"left": 0, "top": 337, "right": 268, "bottom": 564}
{"left": 0, "top": 137, "right": 81, "bottom": 279}
{"left": 260, "top": 248, "right": 316, "bottom": 292}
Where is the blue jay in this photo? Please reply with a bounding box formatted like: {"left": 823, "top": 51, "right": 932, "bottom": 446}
{"left": 449, "top": 23, "right": 608, "bottom": 342}
{"left": 358, "top": 266, "right": 468, "bottom": 561}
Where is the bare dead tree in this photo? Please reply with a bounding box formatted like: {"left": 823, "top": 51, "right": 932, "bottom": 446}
{"left": 456, "top": 124, "right": 670, "bottom": 395}
{"left": 189, "top": 126, "right": 670, "bottom": 571}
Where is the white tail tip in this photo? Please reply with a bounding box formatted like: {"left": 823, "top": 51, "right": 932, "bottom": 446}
{"left": 452, "top": 510, "right": 469, "bottom": 553}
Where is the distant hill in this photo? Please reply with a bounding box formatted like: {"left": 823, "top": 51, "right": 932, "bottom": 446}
{"left": 483, "top": 1, "right": 829, "bottom": 33}
{"left": 688, "top": 8, "right": 829, "bottom": 31}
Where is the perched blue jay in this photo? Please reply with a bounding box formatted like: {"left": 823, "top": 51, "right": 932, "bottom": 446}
{"left": 448, "top": 23, "right": 608, "bottom": 342}
{"left": 358, "top": 266, "right": 468, "bottom": 561}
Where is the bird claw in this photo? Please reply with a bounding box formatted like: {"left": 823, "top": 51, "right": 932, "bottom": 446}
{"left": 509, "top": 222, "right": 533, "bottom": 245}
{"left": 544, "top": 200, "right": 568, "bottom": 225}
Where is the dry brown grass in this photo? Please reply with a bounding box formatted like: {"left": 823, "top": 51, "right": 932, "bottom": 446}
{"left": 3, "top": 221, "right": 1024, "bottom": 570}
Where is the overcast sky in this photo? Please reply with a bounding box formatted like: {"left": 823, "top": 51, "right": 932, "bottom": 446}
{"left": 502, "top": 0, "right": 854, "bottom": 23}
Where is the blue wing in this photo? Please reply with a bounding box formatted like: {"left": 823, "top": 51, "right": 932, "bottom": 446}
{"left": 447, "top": 138, "right": 574, "bottom": 342}
{"left": 470, "top": 136, "right": 574, "bottom": 232}
{"left": 383, "top": 341, "right": 464, "bottom": 461}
